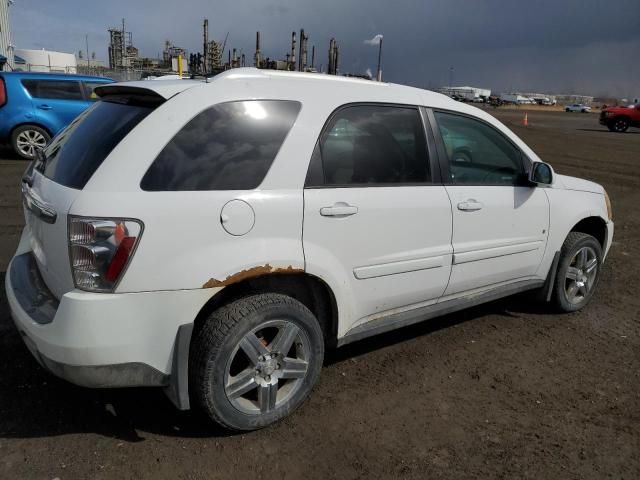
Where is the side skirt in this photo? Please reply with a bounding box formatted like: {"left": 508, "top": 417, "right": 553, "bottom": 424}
{"left": 337, "top": 279, "right": 544, "bottom": 347}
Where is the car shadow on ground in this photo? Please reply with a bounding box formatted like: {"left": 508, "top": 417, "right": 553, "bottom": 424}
{"left": 576, "top": 128, "right": 640, "bottom": 135}
{"left": 0, "top": 273, "right": 548, "bottom": 442}
{"left": 0, "top": 146, "right": 23, "bottom": 160}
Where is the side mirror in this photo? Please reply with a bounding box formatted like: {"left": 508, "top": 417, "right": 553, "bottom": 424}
{"left": 529, "top": 161, "right": 553, "bottom": 186}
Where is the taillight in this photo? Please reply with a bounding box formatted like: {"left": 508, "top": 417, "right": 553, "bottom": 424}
{"left": 68, "top": 217, "right": 143, "bottom": 292}
{"left": 0, "top": 78, "right": 6, "bottom": 107}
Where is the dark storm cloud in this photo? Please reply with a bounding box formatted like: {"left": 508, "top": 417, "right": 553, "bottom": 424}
{"left": 11, "top": 0, "right": 640, "bottom": 97}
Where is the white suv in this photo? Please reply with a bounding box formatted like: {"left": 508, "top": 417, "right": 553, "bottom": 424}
{"left": 6, "top": 68, "right": 613, "bottom": 431}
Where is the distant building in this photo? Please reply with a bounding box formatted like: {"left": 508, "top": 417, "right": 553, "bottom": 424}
{"left": 439, "top": 86, "right": 491, "bottom": 101}
{"left": 13, "top": 48, "right": 77, "bottom": 73}
{"left": 554, "top": 94, "right": 594, "bottom": 105}
{"left": 0, "top": 0, "right": 14, "bottom": 70}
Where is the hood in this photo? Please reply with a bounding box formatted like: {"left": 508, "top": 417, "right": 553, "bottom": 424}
{"left": 556, "top": 174, "right": 604, "bottom": 194}
{"left": 603, "top": 105, "right": 635, "bottom": 113}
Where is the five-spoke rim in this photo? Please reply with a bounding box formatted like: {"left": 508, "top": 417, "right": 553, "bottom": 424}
{"left": 565, "top": 246, "right": 598, "bottom": 304}
{"left": 16, "top": 130, "right": 47, "bottom": 158}
{"left": 224, "top": 320, "right": 310, "bottom": 415}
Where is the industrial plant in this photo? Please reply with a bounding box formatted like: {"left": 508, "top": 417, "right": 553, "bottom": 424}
{"left": 102, "top": 18, "right": 349, "bottom": 80}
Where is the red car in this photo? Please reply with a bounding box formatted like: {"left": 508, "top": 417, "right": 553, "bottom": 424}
{"left": 599, "top": 104, "right": 640, "bottom": 132}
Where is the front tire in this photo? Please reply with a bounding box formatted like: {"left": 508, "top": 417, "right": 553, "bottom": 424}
{"left": 611, "top": 118, "right": 629, "bottom": 133}
{"left": 551, "top": 232, "right": 602, "bottom": 313}
{"left": 190, "top": 293, "right": 324, "bottom": 431}
{"left": 11, "top": 125, "right": 50, "bottom": 160}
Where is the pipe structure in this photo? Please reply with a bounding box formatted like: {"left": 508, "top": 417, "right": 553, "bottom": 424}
{"left": 203, "top": 18, "right": 208, "bottom": 74}
{"left": 290, "top": 31, "right": 296, "bottom": 70}
{"left": 254, "top": 31, "right": 261, "bottom": 67}
{"left": 376, "top": 36, "right": 383, "bottom": 81}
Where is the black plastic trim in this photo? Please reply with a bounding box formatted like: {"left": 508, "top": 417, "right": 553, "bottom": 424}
{"left": 9, "top": 252, "right": 59, "bottom": 325}
{"left": 544, "top": 251, "right": 561, "bottom": 302}
{"left": 164, "top": 323, "right": 193, "bottom": 410}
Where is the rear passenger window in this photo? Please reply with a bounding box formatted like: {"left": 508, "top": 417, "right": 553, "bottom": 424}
{"left": 306, "top": 104, "right": 430, "bottom": 187}
{"left": 22, "top": 80, "right": 83, "bottom": 100}
{"left": 141, "top": 100, "right": 301, "bottom": 191}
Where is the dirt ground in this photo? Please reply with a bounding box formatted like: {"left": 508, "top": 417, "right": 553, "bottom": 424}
{"left": 0, "top": 110, "right": 638, "bottom": 479}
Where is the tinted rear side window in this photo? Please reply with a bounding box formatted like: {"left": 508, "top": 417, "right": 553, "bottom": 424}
{"left": 42, "top": 100, "right": 154, "bottom": 189}
{"left": 306, "top": 104, "right": 430, "bottom": 186}
{"left": 140, "top": 100, "right": 301, "bottom": 191}
{"left": 22, "top": 79, "right": 83, "bottom": 100}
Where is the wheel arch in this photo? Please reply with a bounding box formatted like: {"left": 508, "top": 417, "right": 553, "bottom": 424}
{"left": 193, "top": 272, "right": 339, "bottom": 348}
{"left": 10, "top": 122, "right": 53, "bottom": 138}
{"left": 569, "top": 216, "right": 608, "bottom": 249}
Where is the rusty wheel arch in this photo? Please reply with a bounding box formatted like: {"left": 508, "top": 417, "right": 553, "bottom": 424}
{"left": 193, "top": 271, "right": 339, "bottom": 348}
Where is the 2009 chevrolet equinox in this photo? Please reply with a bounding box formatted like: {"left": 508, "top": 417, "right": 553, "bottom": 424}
{"left": 6, "top": 68, "right": 613, "bottom": 431}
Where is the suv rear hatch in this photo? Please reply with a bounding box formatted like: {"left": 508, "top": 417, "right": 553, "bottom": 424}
{"left": 21, "top": 85, "right": 175, "bottom": 299}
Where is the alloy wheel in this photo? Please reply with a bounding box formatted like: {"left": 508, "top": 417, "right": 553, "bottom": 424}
{"left": 564, "top": 246, "right": 598, "bottom": 304}
{"left": 16, "top": 129, "right": 47, "bottom": 159}
{"left": 224, "top": 319, "right": 310, "bottom": 415}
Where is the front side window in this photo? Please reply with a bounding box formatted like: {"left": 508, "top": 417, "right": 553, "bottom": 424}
{"left": 306, "top": 104, "right": 430, "bottom": 187}
{"left": 141, "top": 100, "right": 301, "bottom": 191}
{"left": 22, "top": 79, "right": 83, "bottom": 100}
{"left": 434, "top": 111, "right": 524, "bottom": 185}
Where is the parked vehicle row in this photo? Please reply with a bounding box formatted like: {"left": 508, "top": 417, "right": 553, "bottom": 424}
{"left": 6, "top": 68, "right": 614, "bottom": 431}
{"left": 0, "top": 72, "right": 112, "bottom": 159}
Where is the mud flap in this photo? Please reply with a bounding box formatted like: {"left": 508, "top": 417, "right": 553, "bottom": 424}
{"left": 164, "top": 323, "right": 193, "bottom": 410}
{"left": 544, "top": 251, "right": 561, "bottom": 302}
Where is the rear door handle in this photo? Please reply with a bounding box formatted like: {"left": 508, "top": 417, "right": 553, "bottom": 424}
{"left": 457, "top": 199, "right": 484, "bottom": 211}
{"left": 320, "top": 202, "right": 358, "bottom": 217}
{"left": 37, "top": 104, "right": 52, "bottom": 110}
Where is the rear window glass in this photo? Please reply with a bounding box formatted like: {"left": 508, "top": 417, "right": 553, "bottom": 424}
{"left": 22, "top": 79, "right": 83, "bottom": 100}
{"left": 42, "top": 100, "right": 154, "bottom": 189}
{"left": 140, "top": 100, "right": 301, "bottom": 191}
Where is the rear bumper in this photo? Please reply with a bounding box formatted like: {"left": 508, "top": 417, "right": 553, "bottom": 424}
{"left": 5, "top": 251, "right": 214, "bottom": 389}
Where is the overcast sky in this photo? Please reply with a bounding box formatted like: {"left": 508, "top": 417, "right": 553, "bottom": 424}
{"left": 11, "top": 0, "right": 640, "bottom": 98}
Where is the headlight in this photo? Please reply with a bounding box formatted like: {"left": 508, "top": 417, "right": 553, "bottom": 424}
{"left": 604, "top": 190, "right": 613, "bottom": 221}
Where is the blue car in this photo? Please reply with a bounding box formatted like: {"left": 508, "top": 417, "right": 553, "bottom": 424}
{"left": 0, "top": 72, "right": 113, "bottom": 159}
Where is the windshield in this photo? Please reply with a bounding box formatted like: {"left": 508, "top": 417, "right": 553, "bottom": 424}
{"left": 40, "top": 99, "right": 155, "bottom": 189}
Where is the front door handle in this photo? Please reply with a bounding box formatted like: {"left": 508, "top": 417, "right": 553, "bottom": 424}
{"left": 457, "top": 199, "right": 484, "bottom": 211}
{"left": 37, "top": 104, "right": 52, "bottom": 110}
{"left": 320, "top": 202, "right": 358, "bottom": 217}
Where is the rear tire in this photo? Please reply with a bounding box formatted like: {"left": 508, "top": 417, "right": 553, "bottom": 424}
{"left": 11, "top": 124, "right": 50, "bottom": 160}
{"left": 190, "top": 293, "right": 324, "bottom": 431}
{"left": 551, "top": 232, "right": 602, "bottom": 313}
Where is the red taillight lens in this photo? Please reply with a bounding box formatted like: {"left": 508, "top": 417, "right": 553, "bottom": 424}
{"left": 0, "top": 78, "right": 6, "bottom": 108}
{"left": 68, "top": 217, "right": 143, "bottom": 292}
{"left": 105, "top": 236, "right": 136, "bottom": 282}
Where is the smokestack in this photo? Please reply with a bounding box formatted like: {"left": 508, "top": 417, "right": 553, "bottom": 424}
{"left": 203, "top": 18, "right": 208, "bottom": 74}
{"left": 254, "top": 31, "right": 261, "bottom": 67}
{"left": 328, "top": 38, "right": 339, "bottom": 75}
{"left": 290, "top": 31, "right": 296, "bottom": 70}
{"left": 311, "top": 45, "right": 315, "bottom": 68}
{"left": 376, "top": 36, "right": 383, "bottom": 81}
{"left": 298, "top": 29, "right": 308, "bottom": 72}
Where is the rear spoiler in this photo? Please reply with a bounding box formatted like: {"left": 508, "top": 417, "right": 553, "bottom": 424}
{"left": 93, "top": 85, "right": 166, "bottom": 108}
